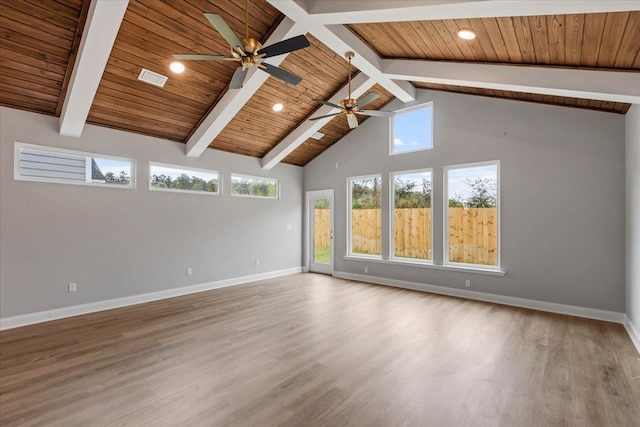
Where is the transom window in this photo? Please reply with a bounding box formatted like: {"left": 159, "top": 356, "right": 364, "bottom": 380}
{"left": 149, "top": 162, "right": 220, "bottom": 195}
{"left": 391, "top": 103, "right": 433, "bottom": 155}
{"left": 231, "top": 174, "right": 278, "bottom": 199}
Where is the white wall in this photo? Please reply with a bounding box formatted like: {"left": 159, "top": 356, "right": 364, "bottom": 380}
{"left": 0, "top": 107, "right": 303, "bottom": 318}
{"left": 304, "top": 90, "right": 626, "bottom": 312}
{"left": 626, "top": 104, "right": 640, "bottom": 331}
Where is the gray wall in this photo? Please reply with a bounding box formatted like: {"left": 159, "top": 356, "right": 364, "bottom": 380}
{"left": 304, "top": 89, "right": 626, "bottom": 312}
{"left": 0, "top": 107, "right": 303, "bottom": 318}
{"left": 626, "top": 104, "right": 640, "bottom": 330}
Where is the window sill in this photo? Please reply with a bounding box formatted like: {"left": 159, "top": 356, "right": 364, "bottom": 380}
{"left": 343, "top": 255, "right": 505, "bottom": 276}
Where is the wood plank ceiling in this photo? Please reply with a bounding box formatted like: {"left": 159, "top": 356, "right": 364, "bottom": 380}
{"left": 1, "top": 3, "right": 638, "bottom": 166}
{"left": 348, "top": 12, "right": 640, "bottom": 114}
{"left": 0, "top": 0, "right": 88, "bottom": 115}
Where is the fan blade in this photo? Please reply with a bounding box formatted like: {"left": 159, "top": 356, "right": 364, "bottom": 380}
{"left": 262, "top": 63, "right": 302, "bottom": 85}
{"left": 313, "top": 99, "right": 342, "bottom": 109}
{"left": 358, "top": 110, "right": 396, "bottom": 117}
{"left": 204, "top": 13, "right": 243, "bottom": 51}
{"left": 229, "top": 67, "right": 248, "bottom": 89}
{"left": 310, "top": 112, "right": 342, "bottom": 121}
{"left": 257, "top": 35, "right": 310, "bottom": 58}
{"left": 173, "top": 54, "right": 231, "bottom": 60}
{"left": 355, "top": 92, "right": 380, "bottom": 109}
{"left": 347, "top": 113, "right": 359, "bottom": 129}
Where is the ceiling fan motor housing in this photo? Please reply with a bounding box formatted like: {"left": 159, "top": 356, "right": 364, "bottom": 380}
{"left": 341, "top": 98, "right": 358, "bottom": 110}
{"left": 242, "top": 38, "right": 262, "bottom": 55}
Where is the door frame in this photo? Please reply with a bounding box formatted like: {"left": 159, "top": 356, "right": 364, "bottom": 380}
{"left": 305, "top": 189, "right": 334, "bottom": 274}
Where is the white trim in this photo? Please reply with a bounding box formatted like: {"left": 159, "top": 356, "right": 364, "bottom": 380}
{"left": 343, "top": 255, "right": 505, "bottom": 276}
{"left": 390, "top": 102, "right": 434, "bottom": 156}
{"left": 623, "top": 315, "right": 640, "bottom": 355}
{"left": 443, "top": 160, "right": 501, "bottom": 270}
{"left": 230, "top": 173, "right": 279, "bottom": 199}
{"left": 347, "top": 174, "right": 383, "bottom": 258}
{"left": 149, "top": 162, "right": 221, "bottom": 196}
{"left": 0, "top": 267, "right": 303, "bottom": 330}
{"left": 14, "top": 142, "right": 136, "bottom": 189}
{"left": 333, "top": 271, "right": 624, "bottom": 323}
{"left": 390, "top": 168, "right": 434, "bottom": 262}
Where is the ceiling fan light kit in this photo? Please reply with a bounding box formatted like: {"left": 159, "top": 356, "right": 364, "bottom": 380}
{"left": 172, "top": 0, "right": 310, "bottom": 89}
{"left": 310, "top": 51, "right": 395, "bottom": 129}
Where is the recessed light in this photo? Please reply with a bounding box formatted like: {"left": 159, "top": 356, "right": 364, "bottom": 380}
{"left": 272, "top": 103, "right": 284, "bottom": 112}
{"left": 457, "top": 29, "right": 476, "bottom": 40}
{"left": 169, "top": 61, "right": 185, "bottom": 73}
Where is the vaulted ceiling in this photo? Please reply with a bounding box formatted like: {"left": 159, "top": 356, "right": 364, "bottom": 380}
{"left": 1, "top": 0, "right": 639, "bottom": 168}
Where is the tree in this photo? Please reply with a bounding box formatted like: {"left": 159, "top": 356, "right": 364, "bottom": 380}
{"left": 352, "top": 177, "right": 381, "bottom": 209}
{"left": 104, "top": 171, "right": 130, "bottom": 185}
{"left": 150, "top": 174, "right": 217, "bottom": 192}
{"left": 394, "top": 177, "right": 431, "bottom": 208}
{"left": 464, "top": 177, "right": 497, "bottom": 208}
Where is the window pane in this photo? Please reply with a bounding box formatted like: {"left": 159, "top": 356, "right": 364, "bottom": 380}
{"left": 392, "top": 105, "right": 433, "bottom": 154}
{"left": 447, "top": 164, "right": 498, "bottom": 266}
{"left": 313, "top": 198, "right": 330, "bottom": 264}
{"left": 94, "top": 157, "right": 132, "bottom": 186}
{"left": 393, "top": 171, "right": 432, "bottom": 260}
{"left": 16, "top": 143, "right": 134, "bottom": 188}
{"left": 150, "top": 164, "right": 219, "bottom": 193}
{"left": 350, "top": 176, "right": 381, "bottom": 256}
{"left": 231, "top": 174, "right": 278, "bottom": 198}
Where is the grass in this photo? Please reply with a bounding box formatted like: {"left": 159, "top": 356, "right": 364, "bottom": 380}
{"left": 314, "top": 246, "right": 330, "bottom": 264}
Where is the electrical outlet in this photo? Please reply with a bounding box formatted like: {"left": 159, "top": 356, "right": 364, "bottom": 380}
{"left": 255, "top": 259, "right": 260, "bottom": 266}
{"left": 286, "top": 224, "right": 293, "bottom": 230}
{"left": 335, "top": 162, "right": 339, "bottom": 169}
{"left": 186, "top": 268, "right": 192, "bottom": 276}
{"left": 68, "top": 282, "right": 77, "bottom": 293}
{"left": 465, "top": 279, "right": 471, "bottom": 288}
{"left": 364, "top": 267, "right": 368, "bottom": 273}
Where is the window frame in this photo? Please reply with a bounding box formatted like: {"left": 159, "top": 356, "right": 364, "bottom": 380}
{"left": 13, "top": 142, "right": 136, "bottom": 189}
{"left": 389, "top": 168, "right": 434, "bottom": 264}
{"left": 148, "top": 162, "right": 221, "bottom": 196}
{"left": 230, "top": 173, "right": 279, "bottom": 199}
{"left": 347, "top": 174, "right": 383, "bottom": 259}
{"left": 443, "top": 160, "right": 501, "bottom": 270}
{"left": 389, "top": 102, "right": 434, "bottom": 156}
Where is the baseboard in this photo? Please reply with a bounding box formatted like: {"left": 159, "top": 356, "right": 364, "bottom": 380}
{"left": 333, "top": 271, "right": 625, "bottom": 324}
{"left": 0, "top": 267, "right": 303, "bottom": 331}
{"left": 623, "top": 315, "right": 640, "bottom": 355}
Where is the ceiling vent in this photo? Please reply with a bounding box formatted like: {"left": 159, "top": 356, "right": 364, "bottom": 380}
{"left": 138, "top": 68, "right": 168, "bottom": 88}
{"left": 311, "top": 132, "right": 325, "bottom": 140}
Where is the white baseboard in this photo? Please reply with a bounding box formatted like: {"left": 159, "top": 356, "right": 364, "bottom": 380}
{"left": 623, "top": 315, "right": 640, "bottom": 355}
{"left": 333, "top": 271, "right": 625, "bottom": 324}
{"left": 0, "top": 267, "right": 303, "bottom": 331}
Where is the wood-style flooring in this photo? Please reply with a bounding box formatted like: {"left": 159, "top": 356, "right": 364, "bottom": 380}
{"left": 1, "top": 273, "right": 639, "bottom": 426}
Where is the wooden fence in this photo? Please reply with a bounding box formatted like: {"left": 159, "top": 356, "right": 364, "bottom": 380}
{"left": 314, "top": 208, "right": 497, "bottom": 265}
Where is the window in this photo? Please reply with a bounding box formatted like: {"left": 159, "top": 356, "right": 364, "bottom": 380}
{"left": 348, "top": 175, "right": 382, "bottom": 257}
{"left": 391, "top": 103, "right": 433, "bottom": 154}
{"left": 14, "top": 142, "right": 134, "bottom": 188}
{"left": 391, "top": 169, "right": 432, "bottom": 262}
{"left": 444, "top": 161, "right": 500, "bottom": 268}
{"left": 230, "top": 174, "right": 278, "bottom": 198}
{"left": 149, "top": 162, "right": 220, "bottom": 195}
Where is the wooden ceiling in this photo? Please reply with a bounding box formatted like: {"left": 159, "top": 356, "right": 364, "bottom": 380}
{"left": 1, "top": 2, "right": 638, "bottom": 167}
{"left": 0, "top": 0, "right": 88, "bottom": 115}
{"left": 349, "top": 12, "right": 639, "bottom": 113}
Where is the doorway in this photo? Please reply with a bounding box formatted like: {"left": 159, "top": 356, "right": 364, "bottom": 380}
{"left": 307, "top": 189, "right": 334, "bottom": 274}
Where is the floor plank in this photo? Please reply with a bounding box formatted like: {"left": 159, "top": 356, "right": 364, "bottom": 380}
{"left": 0, "top": 273, "right": 638, "bottom": 426}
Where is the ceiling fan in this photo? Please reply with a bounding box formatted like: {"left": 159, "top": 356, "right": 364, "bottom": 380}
{"left": 310, "top": 51, "right": 395, "bottom": 129}
{"left": 173, "top": 0, "right": 310, "bottom": 89}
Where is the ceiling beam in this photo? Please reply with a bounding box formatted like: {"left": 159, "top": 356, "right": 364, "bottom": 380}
{"left": 261, "top": 73, "right": 375, "bottom": 170}
{"left": 59, "top": 0, "right": 128, "bottom": 137}
{"left": 305, "top": 0, "right": 640, "bottom": 24}
{"left": 185, "top": 18, "right": 304, "bottom": 158}
{"left": 267, "top": 0, "right": 416, "bottom": 103}
{"left": 382, "top": 60, "right": 640, "bottom": 104}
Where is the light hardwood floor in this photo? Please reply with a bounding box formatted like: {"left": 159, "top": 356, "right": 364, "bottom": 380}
{"left": 1, "top": 273, "right": 639, "bottom": 426}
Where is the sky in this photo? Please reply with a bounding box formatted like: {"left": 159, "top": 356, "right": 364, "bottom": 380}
{"left": 94, "top": 158, "right": 131, "bottom": 176}
{"left": 393, "top": 105, "right": 433, "bottom": 153}
{"left": 448, "top": 164, "right": 497, "bottom": 200}
{"left": 149, "top": 164, "right": 218, "bottom": 182}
